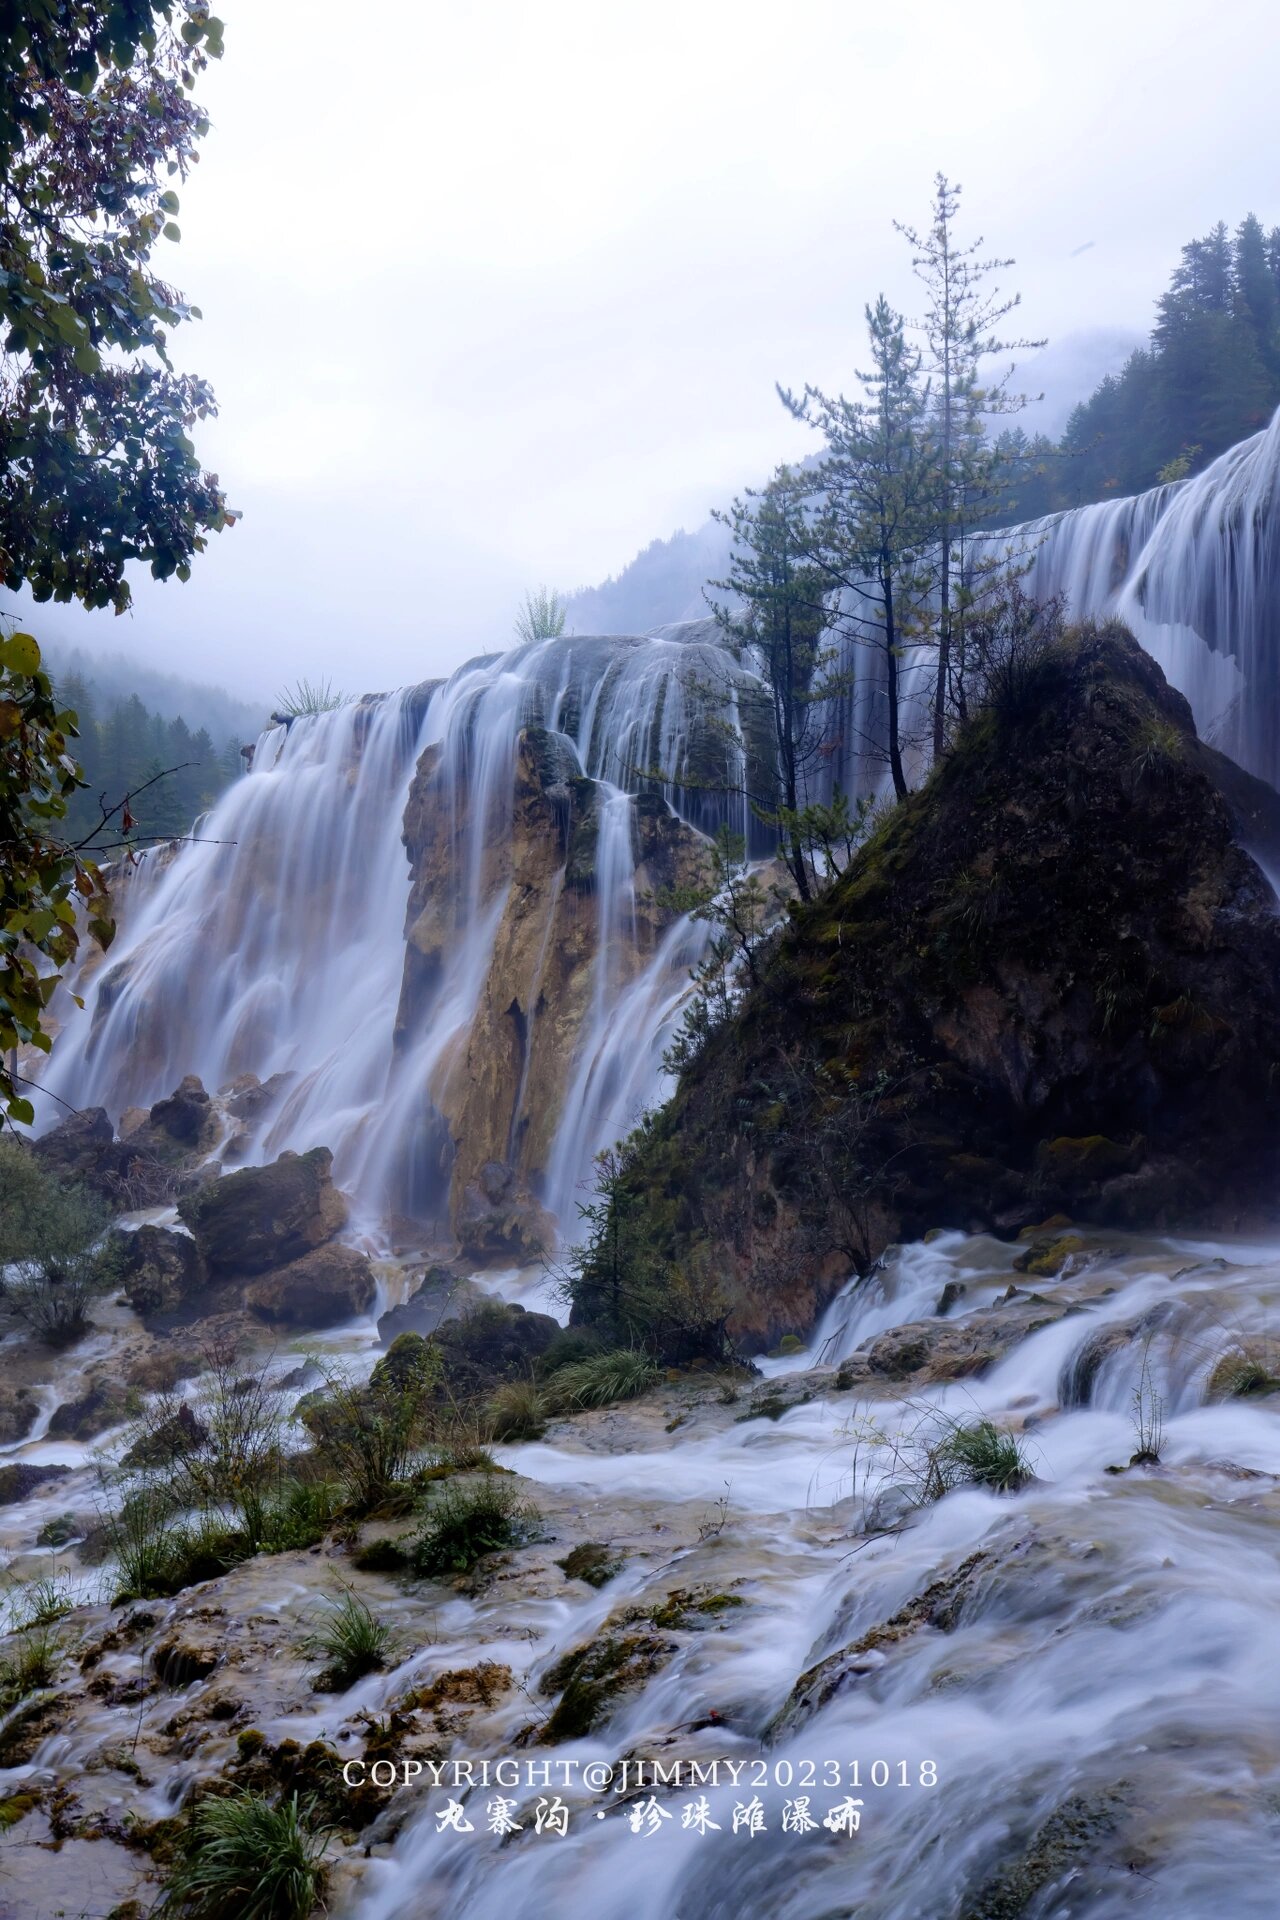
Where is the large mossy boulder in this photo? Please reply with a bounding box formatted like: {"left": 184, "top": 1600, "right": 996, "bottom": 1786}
{"left": 433, "top": 1298, "right": 560, "bottom": 1397}
{"left": 242, "top": 1242, "right": 376, "bottom": 1328}
{"left": 177, "top": 1146, "right": 347, "bottom": 1277}
{"left": 31, "top": 1106, "right": 133, "bottom": 1199}
{"left": 586, "top": 623, "right": 1280, "bottom": 1351}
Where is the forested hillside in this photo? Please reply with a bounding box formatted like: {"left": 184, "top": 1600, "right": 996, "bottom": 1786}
{"left": 998, "top": 213, "right": 1280, "bottom": 516}
{"left": 55, "top": 671, "right": 245, "bottom": 842}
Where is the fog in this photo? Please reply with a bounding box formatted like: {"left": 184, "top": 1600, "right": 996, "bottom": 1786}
{"left": 10, "top": 0, "right": 1278, "bottom": 698}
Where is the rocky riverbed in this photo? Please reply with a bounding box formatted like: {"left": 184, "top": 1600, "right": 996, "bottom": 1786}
{"left": 5, "top": 1223, "right": 1280, "bottom": 1918}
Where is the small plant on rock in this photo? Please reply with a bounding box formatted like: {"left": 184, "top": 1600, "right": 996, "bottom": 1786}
{"left": 486, "top": 1379, "right": 547, "bottom": 1442}
{"left": 541, "top": 1348, "right": 659, "bottom": 1413}
{"left": 925, "top": 1417, "right": 1032, "bottom": 1495}
{"left": 411, "top": 1477, "right": 540, "bottom": 1576}
{"left": 303, "top": 1588, "right": 394, "bottom": 1693}
{"left": 1129, "top": 1342, "right": 1165, "bottom": 1465}
{"left": 0, "top": 1622, "right": 64, "bottom": 1708}
{"left": 159, "top": 1787, "right": 329, "bottom": 1919}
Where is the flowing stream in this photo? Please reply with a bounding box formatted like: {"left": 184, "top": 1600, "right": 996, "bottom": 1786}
{"left": 5, "top": 1229, "right": 1280, "bottom": 1915}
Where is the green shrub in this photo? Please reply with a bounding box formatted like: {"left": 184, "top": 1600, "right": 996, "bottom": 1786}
{"left": 7, "top": 1574, "right": 73, "bottom": 1629}
{"left": 541, "top": 1348, "right": 658, "bottom": 1413}
{"left": 0, "top": 1622, "right": 64, "bottom": 1708}
{"left": 0, "top": 1140, "right": 115, "bottom": 1346}
{"left": 925, "top": 1418, "right": 1031, "bottom": 1496}
{"left": 304, "top": 1589, "right": 394, "bottom": 1693}
{"left": 301, "top": 1345, "right": 441, "bottom": 1513}
{"left": 107, "top": 1489, "right": 247, "bottom": 1604}
{"left": 159, "top": 1788, "right": 329, "bottom": 1919}
{"left": 411, "top": 1477, "right": 540, "bottom": 1576}
{"left": 486, "top": 1379, "right": 546, "bottom": 1441}
{"left": 260, "top": 1480, "right": 343, "bottom": 1553}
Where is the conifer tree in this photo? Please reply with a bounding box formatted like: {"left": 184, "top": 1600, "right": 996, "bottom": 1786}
{"left": 894, "top": 175, "right": 1042, "bottom": 750}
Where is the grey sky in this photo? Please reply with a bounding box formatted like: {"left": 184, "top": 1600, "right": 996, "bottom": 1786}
{"left": 13, "top": 0, "right": 1279, "bottom": 700}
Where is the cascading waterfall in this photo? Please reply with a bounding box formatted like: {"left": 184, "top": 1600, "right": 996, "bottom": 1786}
{"left": 1000, "top": 403, "right": 1280, "bottom": 782}
{"left": 33, "top": 630, "right": 751, "bottom": 1235}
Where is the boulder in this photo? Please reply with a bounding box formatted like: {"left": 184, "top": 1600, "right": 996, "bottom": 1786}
{"left": 376, "top": 1264, "right": 477, "bottom": 1344}
{"left": 0, "top": 1462, "right": 72, "bottom": 1506}
{"left": 177, "top": 1146, "right": 348, "bottom": 1277}
{"left": 133, "top": 1075, "right": 218, "bottom": 1156}
{"left": 121, "top": 1403, "right": 208, "bottom": 1469}
{"left": 242, "top": 1242, "right": 376, "bottom": 1328}
{"left": 0, "top": 1385, "right": 38, "bottom": 1445}
{"left": 456, "top": 1161, "right": 556, "bottom": 1265}
{"left": 433, "top": 1297, "right": 560, "bottom": 1396}
{"left": 587, "top": 624, "right": 1280, "bottom": 1352}
{"left": 48, "top": 1380, "right": 131, "bottom": 1440}
{"left": 31, "top": 1106, "right": 130, "bottom": 1198}
{"left": 112, "top": 1224, "right": 208, "bottom": 1316}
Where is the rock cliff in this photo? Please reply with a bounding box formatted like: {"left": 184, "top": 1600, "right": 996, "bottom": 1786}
{"left": 583, "top": 624, "right": 1280, "bottom": 1351}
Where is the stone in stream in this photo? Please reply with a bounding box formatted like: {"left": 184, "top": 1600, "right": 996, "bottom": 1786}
{"left": 177, "top": 1144, "right": 348, "bottom": 1276}
{"left": 111, "top": 1223, "right": 208, "bottom": 1316}
{"left": 0, "top": 1461, "right": 73, "bottom": 1506}
{"left": 241, "top": 1241, "right": 376, "bottom": 1327}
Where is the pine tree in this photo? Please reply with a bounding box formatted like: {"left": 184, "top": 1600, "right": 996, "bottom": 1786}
{"left": 782, "top": 297, "right": 934, "bottom": 798}
{"left": 709, "top": 470, "right": 834, "bottom": 899}
{"left": 894, "top": 175, "right": 1043, "bottom": 752}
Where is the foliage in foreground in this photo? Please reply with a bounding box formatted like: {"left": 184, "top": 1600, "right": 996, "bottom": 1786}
{"left": 0, "top": 1622, "right": 65, "bottom": 1709}
{"left": 159, "top": 1788, "right": 328, "bottom": 1920}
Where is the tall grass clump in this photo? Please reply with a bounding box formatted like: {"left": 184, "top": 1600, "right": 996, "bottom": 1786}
{"left": 411, "top": 1476, "right": 540, "bottom": 1576}
{"left": 159, "top": 1788, "right": 329, "bottom": 1919}
{"left": 541, "top": 1348, "right": 658, "bottom": 1413}
{"left": 304, "top": 1589, "right": 394, "bottom": 1692}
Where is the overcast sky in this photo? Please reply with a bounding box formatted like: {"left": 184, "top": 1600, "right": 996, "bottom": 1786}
{"left": 13, "top": 0, "right": 1280, "bottom": 700}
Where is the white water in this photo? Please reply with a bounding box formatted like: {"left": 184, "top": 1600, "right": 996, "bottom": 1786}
{"left": 33, "top": 634, "right": 752, "bottom": 1235}
{"left": 10, "top": 1230, "right": 1278, "bottom": 1914}
{"left": 1004, "top": 405, "right": 1280, "bottom": 782}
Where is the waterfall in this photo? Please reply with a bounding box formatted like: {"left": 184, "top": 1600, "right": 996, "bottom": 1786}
{"left": 34, "top": 633, "right": 735, "bottom": 1237}
{"left": 1003, "top": 404, "right": 1280, "bottom": 780}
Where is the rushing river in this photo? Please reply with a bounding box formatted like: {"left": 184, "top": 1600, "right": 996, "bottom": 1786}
{"left": 5, "top": 1225, "right": 1280, "bottom": 1916}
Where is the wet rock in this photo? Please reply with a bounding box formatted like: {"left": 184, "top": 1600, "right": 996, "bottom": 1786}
{"left": 136, "top": 1076, "right": 218, "bottom": 1154}
{"left": 538, "top": 1631, "right": 677, "bottom": 1741}
{"left": 178, "top": 1145, "right": 348, "bottom": 1277}
{"left": 48, "top": 1380, "right": 131, "bottom": 1440}
{"left": 120, "top": 1403, "right": 208, "bottom": 1469}
{"left": 35, "top": 1512, "right": 81, "bottom": 1546}
{"left": 771, "top": 1550, "right": 995, "bottom": 1737}
{"left": 557, "top": 1541, "right": 625, "bottom": 1588}
{"left": 377, "top": 1264, "right": 476, "bottom": 1344}
{"left": 0, "top": 1461, "right": 72, "bottom": 1506}
{"left": 222, "top": 1070, "right": 295, "bottom": 1122}
{"left": 242, "top": 1241, "right": 376, "bottom": 1327}
{"left": 124, "top": 1346, "right": 201, "bottom": 1394}
{"left": 958, "top": 1787, "right": 1131, "bottom": 1920}
{"left": 456, "top": 1161, "right": 556, "bottom": 1265}
{"left": 0, "top": 1384, "right": 38, "bottom": 1445}
{"left": 1059, "top": 1324, "right": 1134, "bottom": 1407}
{"left": 433, "top": 1297, "right": 560, "bottom": 1396}
{"left": 31, "top": 1106, "right": 129, "bottom": 1197}
{"left": 593, "top": 624, "right": 1280, "bottom": 1350}
{"left": 849, "top": 1301, "right": 1066, "bottom": 1386}
{"left": 1012, "top": 1233, "right": 1087, "bottom": 1278}
{"left": 152, "top": 1636, "right": 219, "bottom": 1688}
{"left": 111, "top": 1224, "right": 208, "bottom": 1316}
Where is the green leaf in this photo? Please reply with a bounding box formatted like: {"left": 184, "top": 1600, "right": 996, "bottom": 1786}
{"left": 1, "top": 632, "right": 41, "bottom": 675}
